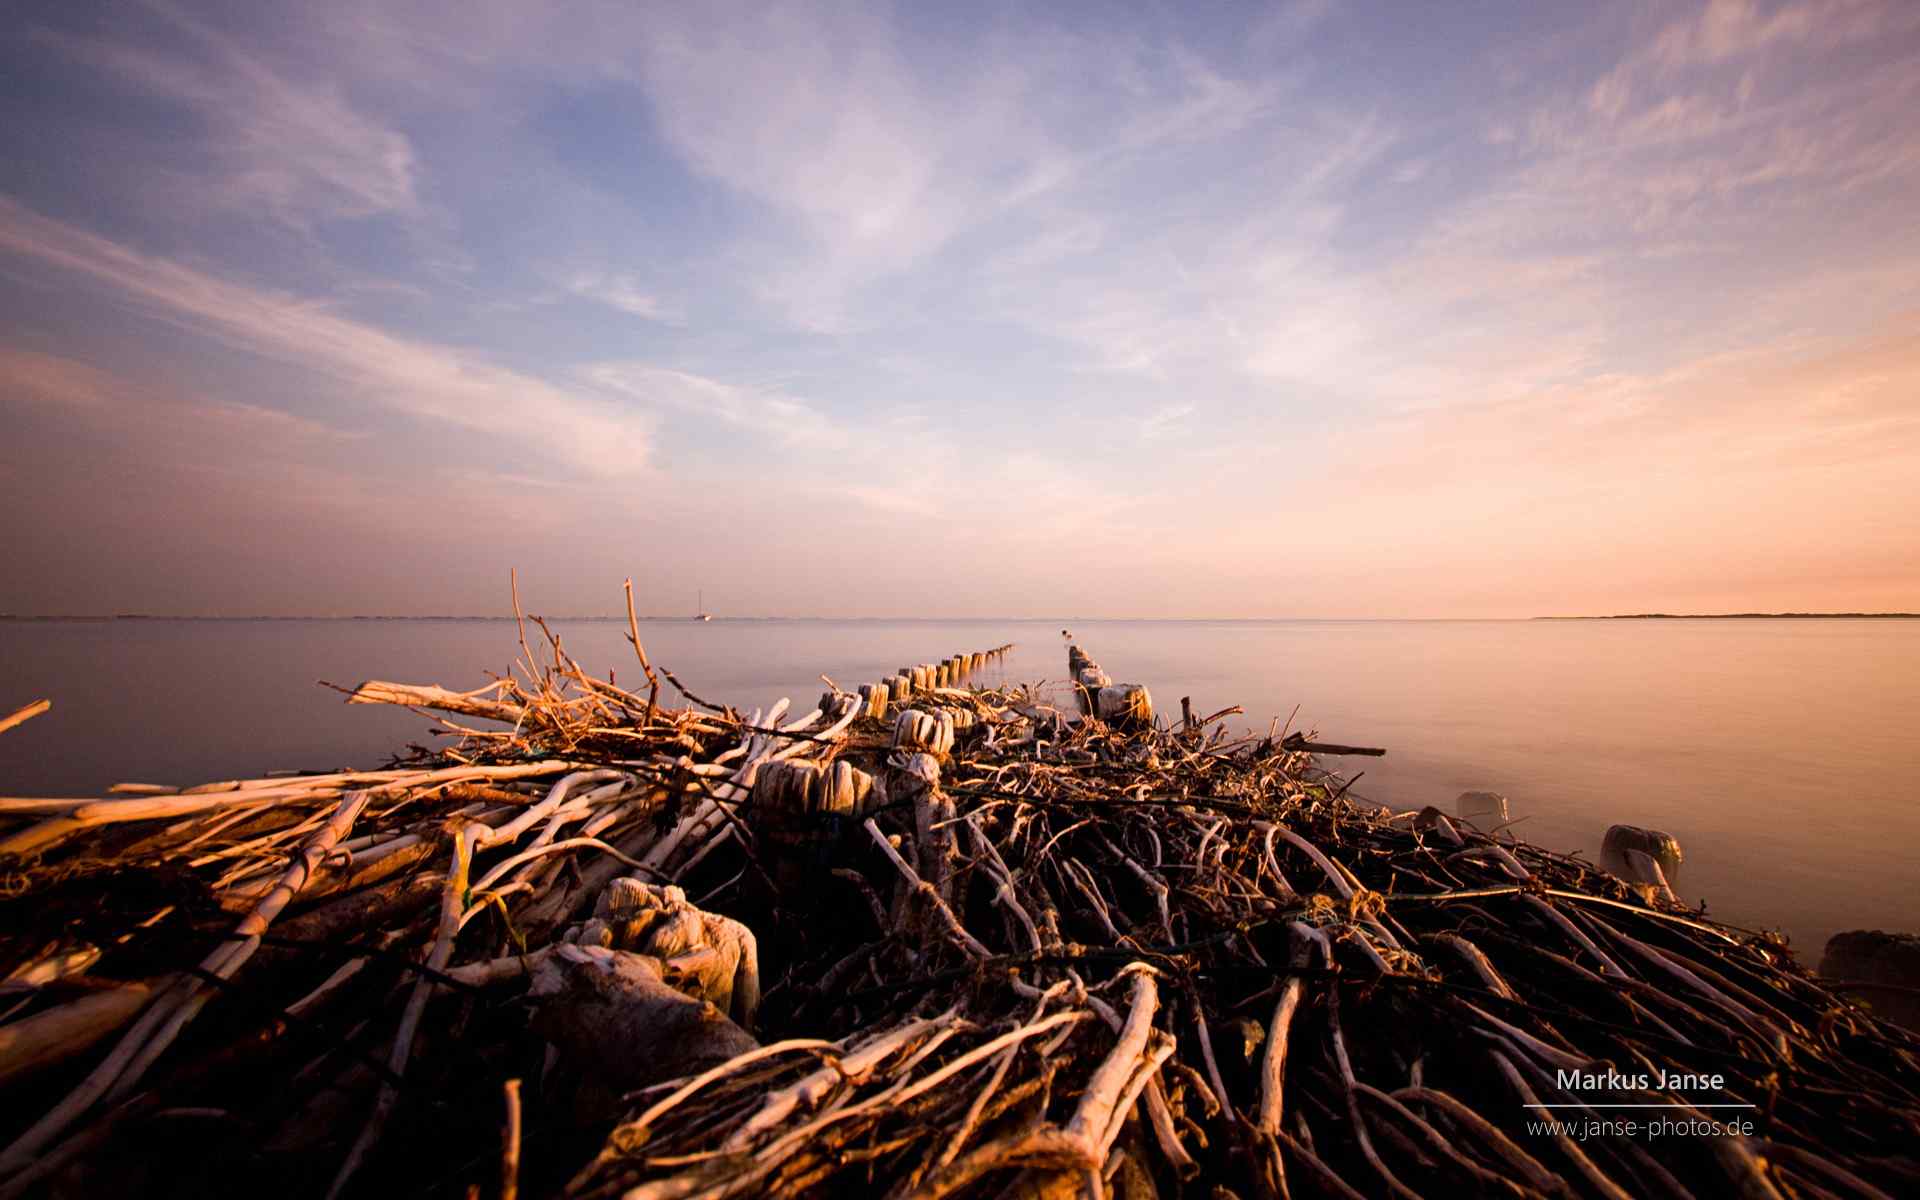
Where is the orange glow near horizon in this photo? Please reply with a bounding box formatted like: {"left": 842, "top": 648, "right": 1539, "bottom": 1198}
{"left": 1, "top": 1, "right": 1917, "bottom": 617}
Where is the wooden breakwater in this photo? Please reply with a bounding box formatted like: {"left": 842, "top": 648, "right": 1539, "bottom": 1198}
{"left": 0, "top": 606, "right": 1915, "bottom": 1199}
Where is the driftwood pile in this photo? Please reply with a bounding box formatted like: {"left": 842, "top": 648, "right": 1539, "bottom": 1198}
{"left": 2, "top": 595, "right": 1917, "bottom": 1199}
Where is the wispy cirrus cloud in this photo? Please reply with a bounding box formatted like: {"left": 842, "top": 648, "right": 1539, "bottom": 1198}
{"left": 565, "top": 273, "right": 681, "bottom": 323}
{"left": 4, "top": 0, "right": 1919, "bottom": 616}
{"left": 1323, "top": 0, "right": 1920, "bottom": 433}
{"left": 0, "top": 199, "right": 649, "bottom": 476}
{"left": 1139, "top": 403, "right": 1195, "bottom": 440}
{"left": 624, "top": 3, "right": 1290, "bottom": 333}
{"left": 1369, "top": 314, "right": 1920, "bottom": 474}
{"left": 584, "top": 363, "right": 843, "bottom": 449}
{"left": 36, "top": 4, "right": 418, "bottom": 229}
{"left": 1, "top": 346, "right": 365, "bottom": 445}
{"left": 1644, "top": 0, "right": 1895, "bottom": 68}
{"left": 0, "top": 348, "right": 122, "bottom": 411}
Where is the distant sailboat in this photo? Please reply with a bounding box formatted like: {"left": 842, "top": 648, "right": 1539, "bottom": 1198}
{"left": 694, "top": 589, "right": 712, "bottom": 622}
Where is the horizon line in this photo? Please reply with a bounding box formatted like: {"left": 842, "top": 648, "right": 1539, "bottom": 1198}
{"left": 4, "top": 612, "right": 1915, "bottom": 623}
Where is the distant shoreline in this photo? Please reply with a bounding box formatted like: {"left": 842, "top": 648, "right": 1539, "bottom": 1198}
{"left": 3, "top": 612, "right": 1917, "bottom": 622}
{"left": 1534, "top": 612, "right": 1920, "bottom": 620}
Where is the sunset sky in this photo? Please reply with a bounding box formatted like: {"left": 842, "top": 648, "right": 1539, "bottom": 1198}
{"left": 2, "top": 0, "right": 1916, "bottom": 618}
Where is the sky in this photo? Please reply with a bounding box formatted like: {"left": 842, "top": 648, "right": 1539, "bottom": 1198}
{"left": 1, "top": 0, "right": 1917, "bottom": 618}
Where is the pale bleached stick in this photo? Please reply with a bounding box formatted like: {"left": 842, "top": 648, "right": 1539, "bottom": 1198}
{"left": 346, "top": 679, "right": 524, "bottom": 724}
{"left": 501, "top": 1079, "right": 523, "bottom": 1200}
{"left": 0, "top": 791, "right": 370, "bottom": 1179}
{"left": 1073, "top": 986, "right": 1194, "bottom": 1178}
{"left": 725, "top": 1020, "right": 943, "bottom": 1151}
{"left": 462, "top": 836, "right": 656, "bottom": 922}
{"left": 906, "top": 974, "right": 1168, "bottom": 1200}
{"left": 327, "top": 819, "right": 482, "bottom": 1200}
{"left": 0, "top": 699, "right": 50, "bottom": 737}
{"left": 1066, "top": 969, "right": 1163, "bottom": 1155}
{"left": 0, "top": 760, "right": 591, "bottom": 856}
{"left": 0, "top": 985, "right": 152, "bottom": 1090}
{"left": 863, "top": 817, "right": 990, "bottom": 960}
{"left": 1325, "top": 980, "right": 1423, "bottom": 1200}
{"left": 1392, "top": 1086, "right": 1564, "bottom": 1196}
{"left": 1257, "top": 927, "right": 1321, "bottom": 1134}
{"left": 1193, "top": 1004, "right": 1238, "bottom": 1124}
{"left": 743, "top": 1010, "right": 1088, "bottom": 1175}
{"left": 1421, "top": 933, "right": 1520, "bottom": 1000}
{"left": 1491, "top": 1051, "right": 1633, "bottom": 1200}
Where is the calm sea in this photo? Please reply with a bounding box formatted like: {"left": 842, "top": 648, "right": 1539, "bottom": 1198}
{"left": 2, "top": 617, "right": 1915, "bottom": 961}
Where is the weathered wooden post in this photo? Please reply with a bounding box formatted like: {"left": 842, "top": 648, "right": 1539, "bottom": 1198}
{"left": 817, "top": 759, "right": 874, "bottom": 818}
{"left": 1601, "top": 824, "right": 1682, "bottom": 875}
{"left": 890, "top": 709, "right": 957, "bottom": 904}
{"left": 1820, "top": 931, "right": 1920, "bottom": 1029}
{"left": 1067, "top": 643, "right": 1153, "bottom": 728}
{"left": 892, "top": 708, "right": 955, "bottom": 760}
{"left": 751, "top": 759, "right": 881, "bottom": 895}
{"left": 1601, "top": 824, "right": 1683, "bottom": 904}
{"left": 1067, "top": 646, "right": 1094, "bottom": 676}
{"left": 1095, "top": 684, "right": 1154, "bottom": 729}
{"left": 1076, "top": 667, "right": 1110, "bottom": 716}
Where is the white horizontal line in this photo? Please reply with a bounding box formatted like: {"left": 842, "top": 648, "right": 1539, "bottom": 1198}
{"left": 1523, "top": 1104, "right": 1758, "bottom": 1109}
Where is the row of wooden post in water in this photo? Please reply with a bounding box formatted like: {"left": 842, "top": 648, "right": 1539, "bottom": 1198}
{"left": 761, "top": 642, "right": 1151, "bottom": 909}
{"left": 749, "top": 644, "right": 1012, "bottom": 898}
{"left": 824, "top": 645, "right": 1015, "bottom": 723}
{"left": 761, "top": 639, "right": 1150, "bottom": 906}
{"left": 758, "top": 641, "right": 1162, "bottom": 980}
